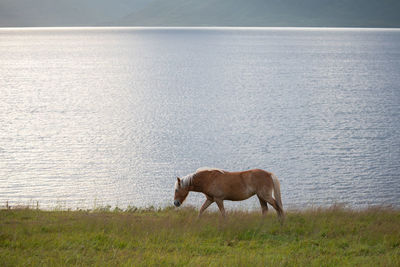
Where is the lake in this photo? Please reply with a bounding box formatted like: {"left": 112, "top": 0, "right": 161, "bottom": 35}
{"left": 1, "top": 27, "right": 399, "bottom": 210}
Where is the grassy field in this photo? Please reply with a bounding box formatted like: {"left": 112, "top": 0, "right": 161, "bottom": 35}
{"left": 0, "top": 206, "right": 399, "bottom": 266}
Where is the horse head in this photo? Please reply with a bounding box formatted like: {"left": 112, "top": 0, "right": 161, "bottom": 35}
{"left": 174, "top": 177, "right": 189, "bottom": 207}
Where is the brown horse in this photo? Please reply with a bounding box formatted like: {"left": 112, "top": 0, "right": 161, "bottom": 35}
{"left": 174, "top": 167, "right": 284, "bottom": 222}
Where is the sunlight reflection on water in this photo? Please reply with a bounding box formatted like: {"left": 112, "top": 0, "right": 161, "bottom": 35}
{"left": 1, "top": 27, "right": 399, "bottom": 210}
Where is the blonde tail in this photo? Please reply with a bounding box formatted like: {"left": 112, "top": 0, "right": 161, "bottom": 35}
{"left": 271, "top": 173, "right": 284, "bottom": 220}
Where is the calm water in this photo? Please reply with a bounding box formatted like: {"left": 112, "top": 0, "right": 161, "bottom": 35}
{"left": 1, "top": 27, "right": 400, "bottom": 210}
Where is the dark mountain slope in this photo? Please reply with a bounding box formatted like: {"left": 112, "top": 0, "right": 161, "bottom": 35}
{"left": 1, "top": 0, "right": 399, "bottom": 27}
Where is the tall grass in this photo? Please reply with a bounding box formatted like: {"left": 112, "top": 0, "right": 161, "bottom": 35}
{"left": 0, "top": 206, "right": 399, "bottom": 266}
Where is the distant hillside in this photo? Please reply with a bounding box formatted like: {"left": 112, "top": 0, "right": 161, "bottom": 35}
{"left": 0, "top": 0, "right": 149, "bottom": 27}
{"left": 1, "top": 0, "right": 400, "bottom": 27}
{"left": 117, "top": 0, "right": 400, "bottom": 27}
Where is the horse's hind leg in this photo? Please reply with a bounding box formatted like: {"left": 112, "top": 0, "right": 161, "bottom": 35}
{"left": 257, "top": 195, "right": 268, "bottom": 216}
{"left": 258, "top": 194, "right": 284, "bottom": 222}
{"left": 267, "top": 196, "right": 284, "bottom": 223}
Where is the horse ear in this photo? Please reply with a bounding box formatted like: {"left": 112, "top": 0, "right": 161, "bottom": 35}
{"left": 176, "top": 177, "right": 181, "bottom": 186}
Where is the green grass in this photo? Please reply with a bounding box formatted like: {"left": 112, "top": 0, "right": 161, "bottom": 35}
{"left": 1, "top": 206, "right": 399, "bottom": 266}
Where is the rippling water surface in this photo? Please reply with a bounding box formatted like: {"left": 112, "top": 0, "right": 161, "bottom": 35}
{"left": 1, "top": 27, "right": 399, "bottom": 210}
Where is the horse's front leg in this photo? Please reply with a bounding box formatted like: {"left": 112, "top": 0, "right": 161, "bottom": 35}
{"left": 198, "top": 198, "right": 213, "bottom": 219}
{"left": 215, "top": 199, "right": 226, "bottom": 218}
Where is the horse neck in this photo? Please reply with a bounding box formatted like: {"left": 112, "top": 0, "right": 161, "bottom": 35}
{"left": 190, "top": 173, "right": 205, "bottom": 193}
{"left": 181, "top": 172, "right": 195, "bottom": 191}
{"left": 181, "top": 171, "right": 207, "bottom": 193}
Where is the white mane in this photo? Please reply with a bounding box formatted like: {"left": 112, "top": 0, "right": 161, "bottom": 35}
{"left": 175, "top": 172, "right": 195, "bottom": 189}
{"left": 176, "top": 167, "right": 225, "bottom": 189}
{"left": 196, "top": 167, "right": 225, "bottom": 174}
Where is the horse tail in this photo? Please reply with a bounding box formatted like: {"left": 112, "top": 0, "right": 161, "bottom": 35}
{"left": 271, "top": 173, "right": 284, "bottom": 214}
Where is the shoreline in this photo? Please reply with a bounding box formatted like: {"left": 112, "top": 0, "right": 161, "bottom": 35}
{"left": 1, "top": 26, "right": 400, "bottom": 30}
{"left": 0, "top": 203, "right": 400, "bottom": 213}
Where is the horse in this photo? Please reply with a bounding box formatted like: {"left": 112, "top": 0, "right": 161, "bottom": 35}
{"left": 173, "top": 167, "right": 284, "bottom": 222}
